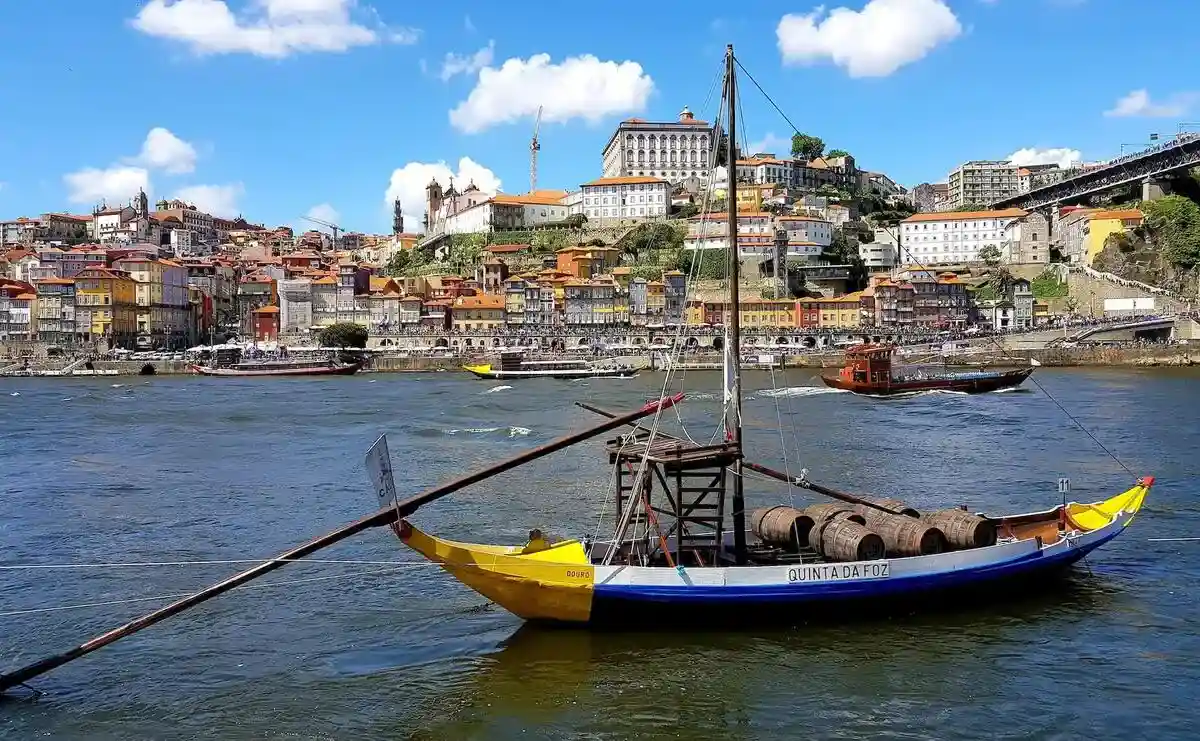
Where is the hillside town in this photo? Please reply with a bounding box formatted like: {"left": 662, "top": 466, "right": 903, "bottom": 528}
{"left": 1, "top": 108, "right": 1189, "bottom": 353}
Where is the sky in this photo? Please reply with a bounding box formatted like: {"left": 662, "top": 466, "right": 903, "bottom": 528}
{"left": 1, "top": 0, "right": 1198, "bottom": 235}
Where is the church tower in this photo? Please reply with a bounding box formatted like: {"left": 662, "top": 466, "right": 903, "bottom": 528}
{"left": 134, "top": 188, "right": 149, "bottom": 217}
{"left": 424, "top": 178, "right": 444, "bottom": 232}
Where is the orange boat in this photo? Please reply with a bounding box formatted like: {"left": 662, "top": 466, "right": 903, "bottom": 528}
{"left": 821, "top": 344, "right": 1033, "bottom": 396}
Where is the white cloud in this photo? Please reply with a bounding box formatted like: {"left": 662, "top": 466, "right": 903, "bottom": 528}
{"left": 449, "top": 54, "right": 654, "bottom": 134}
{"left": 777, "top": 0, "right": 961, "bottom": 78}
{"left": 1104, "top": 89, "right": 1197, "bottom": 118}
{"left": 134, "top": 127, "right": 197, "bottom": 174}
{"left": 64, "top": 166, "right": 151, "bottom": 205}
{"left": 174, "top": 183, "right": 244, "bottom": 217}
{"left": 383, "top": 157, "right": 501, "bottom": 233}
{"left": 1006, "top": 147, "right": 1082, "bottom": 169}
{"left": 440, "top": 40, "right": 495, "bottom": 81}
{"left": 63, "top": 127, "right": 201, "bottom": 205}
{"left": 747, "top": 133, "right": 791, "bottom": 156}
{"left": 463, "top": 14, "right": 475, "bottom": 33}
{"left": 305, "top": 202, "right": 341, "bottom": 225}
{"left": 130, "top": 0, "right": 417, "bottom": 59}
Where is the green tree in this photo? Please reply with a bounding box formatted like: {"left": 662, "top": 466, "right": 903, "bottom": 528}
{"left": 675, "top": 203, "right": 699, "bottom": 218}
{"left": 978, "top": 244, "right": 1002, "bottom": 267}
{"left": 319, "top": 322, "right": 368, "bottom": 349}
{"left": 791, "top": 133, "right": 825, "bottom": 160}
{"left": 952, "top": 203, "right": 990, "bottom": 212}
{"left": 384, "top": 250, "right": 411, "bottom": 276}
{"left": 1140, "top": 195, "right": 1200, "bottom": 268}
{"left": 827, "top": 148, "right": 850, "bottom": 158}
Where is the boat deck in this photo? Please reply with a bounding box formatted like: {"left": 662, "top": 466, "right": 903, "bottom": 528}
{"left": 606, "top": 432, "right": 741, "bottom": 469}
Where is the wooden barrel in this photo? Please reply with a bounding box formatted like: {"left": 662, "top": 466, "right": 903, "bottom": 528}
{"left": 803, "top": 503, "right": 866, "bottom": 527}
{"left": 869, "top": 513, "right": 947, "bottom": 557}
{"left": 813, "top": 518, "right": 886, "bottom": 562}
{"left": 922, "top": 509, "right": 997, "bottom": 549}
{"left": 750, "top": 506, "right": 815, "bottom": 552}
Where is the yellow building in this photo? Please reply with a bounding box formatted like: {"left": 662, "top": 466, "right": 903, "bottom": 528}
{"left": 740, "top": 299, "right": 796, "bottom": 328}
{"left": 1085, "top": 209, "right": 1144, "bottom": 266}
{"left": 452, "top": 293, "right": 506, "bottom": 331}
{"left": 799, "top": 293, "right": 862, "bottom": 330}
{"left": 74, "top": 267, "right": 137, "bottom": 348}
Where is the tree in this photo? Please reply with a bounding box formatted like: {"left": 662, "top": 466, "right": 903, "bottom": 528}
{"left": 319, "top": 322, "right": 368, "bottom": 349}
{"left": 978, "top": 244, "right": 1002, "bottom": 267}
{"left": 952, "top": 203, "right": 989, "bottom": 212}
{"left": 827, "top": 148, "right": 850, "bottom": 159}
{"left": 1140, "top": 195, "right": 1200, "bottom": 269}
{"left": 791, "top": 133, "right": 825, "bottom": 160}
{"left": 675, "top": 203, "right": 699, "bottom": 218}
{"left": 384, "top": 250, "right": 411, "bottom": 276}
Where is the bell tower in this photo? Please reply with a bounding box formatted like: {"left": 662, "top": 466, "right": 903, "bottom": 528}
{"left": 392, "top": 198, "right": 404, "bottom": 236}
{"left": 424, "top": 178, "right": 444, "bottom": 232}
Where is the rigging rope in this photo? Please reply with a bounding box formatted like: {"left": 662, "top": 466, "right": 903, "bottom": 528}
{"left": 731, "top": 51, "right": 1139, "bottom": 483}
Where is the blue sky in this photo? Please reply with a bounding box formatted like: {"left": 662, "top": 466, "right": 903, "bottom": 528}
{"left": 1, "top": 0, "right": 1197, "bottom": 234}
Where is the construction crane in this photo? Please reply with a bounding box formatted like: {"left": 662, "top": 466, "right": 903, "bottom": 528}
{"left": 300, "top": 214, "right": 342, "bottom": 250}
{"left": 530, "top": 105, "right": 543, "bottom": 193}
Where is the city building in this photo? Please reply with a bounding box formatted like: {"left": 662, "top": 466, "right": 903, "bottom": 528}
{"left": 1004, "top": 211, "right": 1050, "bottom": 265}
{"left": 946, "top": 161, "right": 1019, "bottom": 209}
{"left": 1084, "top": 209, "right": 1145, "bottom": 266}
{"left": 899, "top": 208, "right": 1029, "bottom": 266}
{"left": 580, "top": 176, "right": 670, "bottom": 224}
{"left": 73, "top": 267, "right": 137, "bottom": 348}
{"left": 451, "top": 293, "right": 505, "bottom": 331}
{"left": 564, "top": 280, "right": 617, "bottom": 325}
{"left": 0, "top": 279, "right": 36, "bottom": 341}
{"left": 425, "top": 178, "right": 573, "bottom": 236}
{"left": 113, "top": 255, "right": 192, "bottom": 348}
{"left": 601, "top": 108, "right": 714, "bottom": 186}
{"left": 685, "top": 213, "right": 832, "bottom": 263}
{"left": 34, "top": 277, "right": 76, "bottom": 345}
{"left": 859, "top": 241, "right": 898, "bottom": 269}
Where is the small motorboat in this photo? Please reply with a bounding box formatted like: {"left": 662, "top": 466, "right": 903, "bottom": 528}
{"left": 821, "top": 343, "right": 1032, "bottom": 395}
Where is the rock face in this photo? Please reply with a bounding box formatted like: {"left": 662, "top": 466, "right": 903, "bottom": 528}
{"left": 1093, "top": 232, "right": 1197, "bottom": 297}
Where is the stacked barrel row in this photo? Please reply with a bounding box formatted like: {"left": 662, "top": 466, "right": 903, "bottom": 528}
{"left": 750, "top": 498, "right": 996, "bottom": 563}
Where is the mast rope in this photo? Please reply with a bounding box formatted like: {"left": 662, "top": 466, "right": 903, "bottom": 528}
{"left": 733, "top": 53, "right": 1139, "bottom": 482}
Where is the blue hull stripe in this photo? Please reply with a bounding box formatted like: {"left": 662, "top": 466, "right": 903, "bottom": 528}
{"left": 592, "top": 531, "right": 1117, "bottom": 605}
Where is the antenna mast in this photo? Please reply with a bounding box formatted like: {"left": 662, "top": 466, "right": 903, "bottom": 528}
{"left": 530, "top": 105, "right": 543, "bottom": 193}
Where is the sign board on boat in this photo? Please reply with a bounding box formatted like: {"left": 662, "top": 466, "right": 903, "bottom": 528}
{"left": 365, "top": 434, "right": 398, "bottom": 509}
{"left": 787, "top": 561, "right": 891, "bottom": 583}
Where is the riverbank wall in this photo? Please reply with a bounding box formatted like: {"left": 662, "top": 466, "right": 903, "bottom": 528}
{"left": 17, "top": 344, "right": 1194, "bottom": 376}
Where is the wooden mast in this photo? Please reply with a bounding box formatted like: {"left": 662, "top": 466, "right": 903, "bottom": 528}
{"left": 723, "top": 45, "right": 747, "bottom": 565}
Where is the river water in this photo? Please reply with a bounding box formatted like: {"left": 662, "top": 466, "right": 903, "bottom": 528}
{"left": 1, "top": 369, "right": 1197, "bottom": 739}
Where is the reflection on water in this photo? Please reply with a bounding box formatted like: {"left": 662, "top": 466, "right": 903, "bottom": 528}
{"left": 0, "top": 369, "right": 1198, "bottom": 740}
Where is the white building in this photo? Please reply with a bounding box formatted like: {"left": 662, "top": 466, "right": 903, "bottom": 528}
{"left": 899, "top": 208, "right": 1029, "bottom": 266}
{"left": 946, "top": 160, "right": 1020, "bottom": 209}
{"left": 601, "top": 108, "right": 714, "bottom": 186}
{"left": 430, "top": 186, "right": 573, "bottom": 236}
{"left": 684, "top": 212, "right": 831, "bottom": 262}
{"left": 859, "top": 242, "right": 898, "bottom": 269}
{"left": 561, "top": 190, "right": 584, "bottom": 216}
{"left": 736, "top": 156, "right": 793, "bottom": 187}
{"left": 580, "top": 176, "right": 670, "bottom": 224}
{"left": 278, "top": 278, "right": 313, "bottom": 334}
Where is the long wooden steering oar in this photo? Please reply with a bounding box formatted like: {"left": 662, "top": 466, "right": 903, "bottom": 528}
{"left": 0, "top": 393, "right": 684, "bottom": 695}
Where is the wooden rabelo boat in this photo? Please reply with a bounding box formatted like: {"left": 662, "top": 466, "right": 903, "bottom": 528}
{"left": 367, "top": 47, "right": 1150, "bottom": 625}
{"left": 0, "top": 44, "right": 1152, "bottom": 696}
{"left": 822, "top": 343, "right": 1033, "bottom": 395}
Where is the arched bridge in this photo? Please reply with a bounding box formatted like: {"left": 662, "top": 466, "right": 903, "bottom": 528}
{"left": 993, "top": 134, "right": 1200, "bottom": 211}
